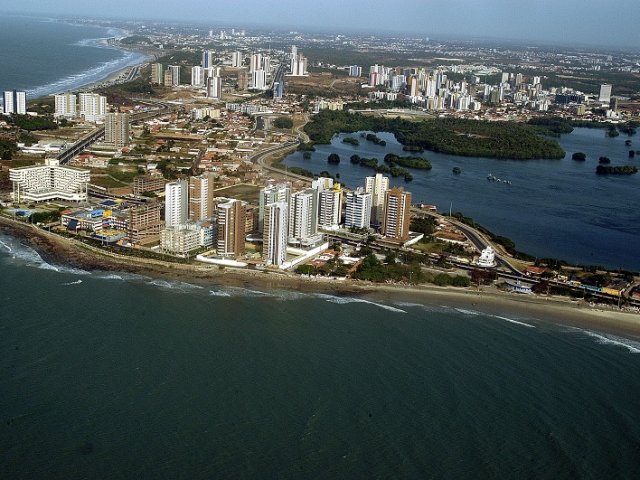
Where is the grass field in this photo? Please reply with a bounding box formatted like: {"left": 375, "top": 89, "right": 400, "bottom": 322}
{"left": 213, "top": 183, "right": 261, "bottom": 203}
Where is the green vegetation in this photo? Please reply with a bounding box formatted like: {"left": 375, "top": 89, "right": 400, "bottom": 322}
{"left": 305, "top": 110, "right": 565, "bottom": 160}
{"left": 452, "top": 167, "right": 462, "bottom": 175}
{"left": 364, "top": 133, "right": 386, "bottom": 146}
{"left": 527, "top": 117, "right": 574, "bottom": 136}
{"left": 288, "top": 166, "right": 314, "bottom": 178}
{"left": 403, "top": 145, "right": 424, "bottom": 153}
{"left": 598, "top": 156, "right": 611, "bottom": 164}
{"left": 383, "top": 153, "right": 432, "bottom": 170}
{"left": 349, "top": 154, "right": 413, "bottom": 181}
{"left": 410, "top": 217, "right": 437, "bottom": 236}
{"left": 342, "top": 136, "right": 360, "bottom": 146}
{"left": 607, "top": 127, "right": 620, "bottom": 138}
{"left": 595, "top": 165, "right": 638, "bottom": 175}
{"left": 273, "top": 117, "right": 293, "bottom": 129}
{"left": 572, "top": 152, "right": 586, "bottom": 161}
{"left": 327, "top": 153, "right": 340, "bottom": 164}
{"left": 302, "top": 151, "right": 312, "bottom": 159}
{"left": 0, "top": 140, "right": 19, "bottom": 160}
{"left": 297, "top": 142, "right": 316, "bottom": 152}
{"left": 7, "top": 114, "right": 57, "bottom": 131}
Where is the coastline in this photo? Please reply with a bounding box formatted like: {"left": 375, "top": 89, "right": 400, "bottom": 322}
{"left": 2, "top": 215, "right": 639, "bottom": 339}
{"left": 25, "top": 26, "right": 151, "bottom": 101}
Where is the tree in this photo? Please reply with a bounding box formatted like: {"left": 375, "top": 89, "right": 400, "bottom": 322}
{"left": 327, "top": 153, "right": 340, "bottom": 164}
{"left": 273, "top": 117, "right": 293, "bottom": 129}
{"left": 572, "top": 152, "right": 586, "bottom": 161}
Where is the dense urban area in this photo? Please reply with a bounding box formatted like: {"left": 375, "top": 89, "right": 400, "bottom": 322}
{"left": 1, "top": 19, "right": 640, "bottom": 310}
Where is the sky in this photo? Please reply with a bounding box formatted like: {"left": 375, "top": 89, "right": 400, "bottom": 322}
{"left": 0, "top": 0, "right": 639, "bottom": 48}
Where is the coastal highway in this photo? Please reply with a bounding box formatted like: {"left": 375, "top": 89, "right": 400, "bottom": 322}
{"left": 57, "top": 100, "right": 180, "bottom": 165}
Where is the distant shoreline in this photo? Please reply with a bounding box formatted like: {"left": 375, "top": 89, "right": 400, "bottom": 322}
{"left": 1, "top": 215, "right": 639, "bottom": 339}
{"left": 24, "top": 23, "right": 151, "bottom": 101}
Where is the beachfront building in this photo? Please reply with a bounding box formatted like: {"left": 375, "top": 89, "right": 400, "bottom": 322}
{"left": 188, "top": 173, "right": 215, "bottom": 222}
{"left": 54, "top": 93, "right": 77, "bottom": 119}
{"left": 381, "top": 187, "right": 412, "bottom": 242}
{"left": 313, "top": 177, "right": 342, "bottom": 231}
{"left": 216, "top": 199, "right": 246, "bottom": 257}
{"left": 165, "top": 179, "right": 188, "bottom": 227}
{"left": 104, "top": 113, "right": 130, "bottom": 147}
{"left": 79, "top": 93, "right": 108, "bottom": 122}
{"left": 288, "top": 188, "right": 319, "bottom": 246}
{"left": 9, "top": 159, "right": 90, "bottom": 203}
{"left": 344, "top": 188, "right": 372, "bottom": 230}
{"left": 128, "top": 202, "right": 164, "bottom": 245}
{"left": 365, "top": 173, "right": 389, "bottom": 226}
{"left": 133, "top": 174, "right": 165, "bottom": 196}
{"left": 160, "top": 226, "right": 200, "bottom": 256}
{"left": 477, "top": 246, "right": 497, "bottom": 268}
{"left": 2, "top": 90, "right": 27, "bottom": 115}
{"left": 258, "top": 182, "right": 291, "bottom": 232}
{"left": 263, "top": 201, "right": 288, "bottom": 267}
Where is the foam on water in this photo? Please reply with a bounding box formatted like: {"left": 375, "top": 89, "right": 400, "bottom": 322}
{"left": 147, "top": 279, "right": 205, "bottom": 292}
{"left": 0, "top": 234, "right": 89, "bottom": 276}
{"left": 493, "top": 315, "right": 536, "bottom": 329}
{"left": 209, "top": 290, "right": 231, "bottom": 297}
{"left": 454, "top": 308, "right": 480, "bottom": 316}
{"left": 315, "top": 294, "right": 406, "bottom": 313}
{"left": 575, "top": 329, "right": 640, "bottom": 354}
{"left": 61, "top": 279, "right": 83, "bottom": 286}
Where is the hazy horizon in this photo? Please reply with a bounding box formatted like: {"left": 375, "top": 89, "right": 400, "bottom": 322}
{"left": 1, "top": 0, "right": 639, "bottom": 49}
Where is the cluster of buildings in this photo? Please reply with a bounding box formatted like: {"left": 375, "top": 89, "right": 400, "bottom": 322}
{"left": 54, "top": 92, "right": 110, "bottom": 122}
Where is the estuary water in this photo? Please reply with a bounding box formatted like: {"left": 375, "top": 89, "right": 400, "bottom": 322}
{"left": 1, "top": 234, "right": 640, "bottom": 479}
{"left": 0, "top": 15, "right": 146, "bottom": 100}
{"left": 283, "top": 127, "right": 640, "bottom": 271}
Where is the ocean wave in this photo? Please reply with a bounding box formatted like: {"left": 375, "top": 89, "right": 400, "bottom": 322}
{"left": 0, "top": 234, "right": 89, "bottom": 275}
{"left": 61, "top": 279, "right": 83, "bottom": 286}
{"left": 315, "top": 294, "right": 406, "bottom": 313}
{"left": 147, "top": 279, "right": 205, "bottom": 292}
{"left": 25, "top": 49, "right": 146, "bottom": 98}
{"left": 209, "top": 290, "right": 231, "bottom": 297}
{"left": 576, "top": 329, "right": 640, "bottom": 354}
{"left": 454, "top": 307, "right": 480, "bottom": 316}
{"left": 493, "top": 315, "right": 536, "bottom": 328}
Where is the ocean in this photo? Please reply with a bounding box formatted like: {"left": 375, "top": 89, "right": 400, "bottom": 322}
{"left": 0, "top": 15, "right": 146, "bottom": 100}
{"left": 1, "top": 234, "right": 640, "bottom": 479}
{"left": 283, "top": 127, "right": 640, "bottom": 272}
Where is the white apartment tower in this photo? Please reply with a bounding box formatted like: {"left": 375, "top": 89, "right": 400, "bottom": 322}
{"left": 151, "top": 63, "right": 164, "bottom": 85}
{"left": 54, "top": 93, "right": 77, "bottom": 119}
{"left": 191, "top": 66, "right": 205, "bottom": 87}
{"left": 207, "top": 75, "right": 222, "bottom": 99}
{"left": 364, "top": 173, "right": 389, "bottom": 225}
{"left": 2, "top": 90, "right": 27, "bottom": 115}
{"left": 251, "top": 69, "right": 267, "bottom": 90}
{"left": 231, "top": 51, "right": 244, "bottom": 68}
{"left": 263, "top": 201, "right": 288, "bottom": 267}
{"left": 202, "top": 50, "right": 215, "bottom": 69}
{"left": 79, "top": 93, "right": 107, "bottom": 122}
{"left": 318, "top": 184, "right": 342, "bottom": 230}
{"left": 164, "top": 179, "right": 188, "bottom": 227}
{"left": 259, "top": 182, "right": 291, "bottom": 231}
{"left": 288, "top": 189, "right": 318, "bottom": 245}
{"left": 599, "top": 84, "right": 612, "bottom": 103}
{"left": 345, "top": 188, "right": 372, "bottom": 229}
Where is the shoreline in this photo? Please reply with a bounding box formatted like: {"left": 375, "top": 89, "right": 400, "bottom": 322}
{"left": 25, "top": 26, "right": 151, "bottom": 101}
{"left": 2, "top": 215, "right": 639, "bottom": 339}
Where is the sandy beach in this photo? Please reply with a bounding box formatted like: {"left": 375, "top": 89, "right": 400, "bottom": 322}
{"left": 1, "top": 215, "right": 638, "bottom": 338}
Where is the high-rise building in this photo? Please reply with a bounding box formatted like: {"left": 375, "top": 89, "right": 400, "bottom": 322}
{"left": 78, "top": 93, "right": 107, "bottom": 122}
{"left": 166, "top": 65, "right": 181, "bottom": 87}
{"left": 344, "top": 188, "right": 372, "bottom": 229}
{"left": 191, "top": 66, "right": 205, "bottom": 87}
{"left": 237, "top": 69, "right": 248, "bottom": 90}
{"left": 202, "top": 50, "right": 215, "bottom": 69}
{"left": 164, "top": 179, "right": 188, "bottom": 227}
{"left": 316, "top": 180, "right": 342, "bottom": 230}
{"left": 151, "top": 63, "right": 164, "bottom": 85}
{"left": 289, "top": 45, "right": 308, "bottom": 76}
{"left": 364, "top": 173, "right": 389, "bottom": 225}
{"left": 349, "top": 65, "right": 362, "bottom": 77}
{"left": 288, "top": 189, "right": 318, "bottom": 245}
{"left": 250, "top": 53, "right": 262, "bottom": 73}
{"left": 216, "top": 199, "right": 246, "bottom": 257}
{"left": 104, "top": 113, "right": 130, "bottom": 147}
{"left": 189, "top": 173, "right": 215, "bottom": 221}
{"left": 3, "top": 90, "right": 27, "bottom": 115}
{"left": 251, "top": 69, "right": 267, "bottom": 90}
{"left": 206, "top": 75, "right": 222, "bottom": 99}
{"left": 273, "top": 81, "right": 283, "bottom": 100}
{"left": 263, "top": 201, "right": 288, "bottom": 266}
{"left": 381, "top": 187, "right": 412, "bottom": 241}
{"left": 259, "top": 182, "right": 291, "bottom": 231}
{"left": 54, "top": 93, "right": 77, "bottom": 119}
{"left": 599, "top": 84, "right": 612, "bottom": 103}
{"left": 231, "top": 51, "right": 244, "bottom": 68}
